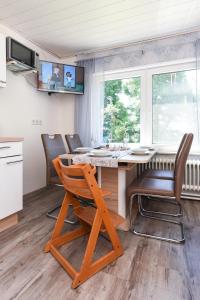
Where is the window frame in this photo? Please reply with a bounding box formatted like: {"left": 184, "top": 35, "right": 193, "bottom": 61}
{"left": 146, "top": 61, "right": 197, "bottom": 151}
{"left": 103, "top": 59, "right": 199, "bottom": 153}
{"left": 104, "top": 69, "right": 146, "bottom": 145}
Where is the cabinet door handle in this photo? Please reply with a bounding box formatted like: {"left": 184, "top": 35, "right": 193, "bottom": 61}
{"left": 0, "top": 146, "right": 11, "bottom": 149}
{"left": 0, "top": 80, "right": 6, "bottom": 84}
{"left": 7, "top": 160, "right": 23, "bottom": 165}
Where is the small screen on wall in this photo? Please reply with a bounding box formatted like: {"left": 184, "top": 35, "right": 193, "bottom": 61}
{"left": 37, "top": 60, "right": 84, "bottom": 94}
{"left": 12, "top": 40, "right": 33, "bottom": 66}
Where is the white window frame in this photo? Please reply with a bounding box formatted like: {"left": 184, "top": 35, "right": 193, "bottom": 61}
{"left": 104, "top": 69, "right": 146, "bottom": 147}
{"left": 103, "top": 59, "right": 199, "bottom": 153}
{"left": 146, "top": 61, "right": 196, "bottom": 151}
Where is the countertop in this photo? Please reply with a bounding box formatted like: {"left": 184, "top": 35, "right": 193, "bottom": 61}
{"left": 0, "top": 137, "right": 24, "bottom": 143}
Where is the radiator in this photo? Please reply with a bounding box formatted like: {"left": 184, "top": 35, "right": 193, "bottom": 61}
{"left": 137, "top": 157, "right": 200, "bottom": 200}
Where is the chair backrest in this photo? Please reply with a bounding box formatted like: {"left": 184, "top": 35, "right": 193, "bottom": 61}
{"left": 173, "top": 133, "right": 188, "bottom": 178}
{"left": 41, "top": 134, "right": 67, "bottom": 185}
{"left": 65, "top": 134, "right": 83, "bottom": 153}
{"left": 53, "top": 158, "right": 105, "bottom": 204}
{"left": 174, "top": 133, "right": 193, "bottom": 200}
{"left": 175, "top": 133, "right": 187, "bottom": 164}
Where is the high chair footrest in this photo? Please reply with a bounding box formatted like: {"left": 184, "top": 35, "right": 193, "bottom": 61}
{"left": 74, "top": 206, "right": 125, "bottom": 232}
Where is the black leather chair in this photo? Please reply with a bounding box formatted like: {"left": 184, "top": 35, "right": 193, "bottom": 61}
{"left": 41, "top": 134, "right": 76, "bottom": 224}
{"left": 65, "top": 134, "right": 83, "bottom": 153}
{"left": 127, "top": 133, "right": 193, "bottom": 243}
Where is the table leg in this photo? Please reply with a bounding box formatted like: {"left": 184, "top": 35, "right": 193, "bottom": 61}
{"left": 118, "top": 169, "right": 126, "bottom": 218}
{"left": 97, "top": 166, "right": 102, "bottom": 188}
{"left": 98, "top": 165, "right": 137, "bottom": 231}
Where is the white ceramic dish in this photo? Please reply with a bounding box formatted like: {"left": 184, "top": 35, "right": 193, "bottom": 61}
{"left": 89, "top": 150, "right": 112, "bottom": 157}
{"left": 131, "top": 149, "right": 150, "bottom": 155}
{"left": 140, "top": 146, "right": 155, "bottom": 151}
{"left": 74, "top": 147, "right": 92, "bottom": 153}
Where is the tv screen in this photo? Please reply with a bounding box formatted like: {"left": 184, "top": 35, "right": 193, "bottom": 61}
{"left": 38, "top": 60, "right": 84, "bottom": 94}
{"left": 11, "top": 39, "right": 34, "bottom": 67}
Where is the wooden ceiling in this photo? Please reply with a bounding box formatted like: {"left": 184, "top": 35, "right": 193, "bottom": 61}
{"left": 0, "top": 0, "right": 200, "bottom": 58}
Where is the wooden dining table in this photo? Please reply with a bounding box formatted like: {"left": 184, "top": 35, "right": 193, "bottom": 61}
{"left": 59, "top": 149, "right": 156, "bottom": 228}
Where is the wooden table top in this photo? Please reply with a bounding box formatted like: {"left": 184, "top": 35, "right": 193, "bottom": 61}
{"left": 119, "top": 150, "right": 156, "bottom": 164}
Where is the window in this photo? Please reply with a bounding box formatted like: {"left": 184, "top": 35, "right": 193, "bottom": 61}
{"left": 152, "top": 69, "right": 198, "bottom": 145}
{"left": 102, "top": 61, "right": 198, "bottom": 150}
{"left": 103, "top": 77, "right": 141, "bottom": 143}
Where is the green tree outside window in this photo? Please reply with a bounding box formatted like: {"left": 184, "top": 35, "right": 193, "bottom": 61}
{"left": 103, "top": 77, "right": 141, "bottom": 143}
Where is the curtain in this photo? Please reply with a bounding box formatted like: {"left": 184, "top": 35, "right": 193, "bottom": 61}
{"left": 196, "top": 39, "right": 200, "bottom": 142}
{"left": 75, "top": 59, "right": 104, "bottom": 147}
{"left": 77, "top": 31, "right": 199, "bottom": 72}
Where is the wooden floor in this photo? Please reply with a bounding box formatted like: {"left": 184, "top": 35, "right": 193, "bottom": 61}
{"left": 0, "top": 188, "right": 200, "bottom": 300}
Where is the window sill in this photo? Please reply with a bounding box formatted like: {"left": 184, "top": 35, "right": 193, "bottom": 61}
{"left": 104, "top": 143, "right": 200, "bottom": 155}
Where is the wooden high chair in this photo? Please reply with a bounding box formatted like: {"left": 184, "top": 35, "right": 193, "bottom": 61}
{"left": 44, "top": 158, "right": 124, "bottom": 288}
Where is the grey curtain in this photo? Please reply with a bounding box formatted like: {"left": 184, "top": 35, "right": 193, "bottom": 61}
{"left": 196, "top": 39, "right": 200, "bottom": 142}
{"left": 75, "top": 59, "right": 95, "bottom": 147}
{"left": 78, "top": 31, "right": 199, "bottom": 72}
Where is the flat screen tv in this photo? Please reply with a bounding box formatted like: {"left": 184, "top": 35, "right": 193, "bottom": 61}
{"left": 37, "top": 60, "right": 84, "bottom": 94}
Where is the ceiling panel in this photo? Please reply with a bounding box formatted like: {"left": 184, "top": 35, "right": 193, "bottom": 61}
{"left": 0, "top": 0, "right": 199, "bottom": 57}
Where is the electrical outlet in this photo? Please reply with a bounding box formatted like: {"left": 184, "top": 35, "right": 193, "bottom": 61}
{"left": 32, "top": 119, "right": 42, "bottom": 126}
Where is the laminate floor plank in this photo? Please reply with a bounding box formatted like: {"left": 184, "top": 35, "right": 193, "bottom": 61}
{"left": 0, "top": 188, "right": 200, "bottom": 300}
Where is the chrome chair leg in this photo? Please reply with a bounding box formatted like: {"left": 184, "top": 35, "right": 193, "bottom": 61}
{"left": 130, "top": 195, "right": 185, "bottom": 244}
{"left": 47, "top": 185, "right": 77, "bottom": 224}
{"left": 47, "top": 188, "right": 94, "bottom": 225}
{"left": 141, "top": 196, "right": 183, "bottom": 217}
{"left": 47, "top": 203, "right": 77, "bottom": 224}
{"left": 129, "top": 195, "right": 135, "bottom": 228}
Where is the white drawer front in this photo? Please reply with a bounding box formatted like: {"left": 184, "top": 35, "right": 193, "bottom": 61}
{"left": 0, "top": 142, "right": 23, "bottom": 157}
{"left": 0, "top": 155, "right": 23, "bottom": 219}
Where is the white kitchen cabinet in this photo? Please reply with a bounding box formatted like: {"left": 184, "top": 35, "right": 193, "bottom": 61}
{"left": 0, "top": 142, "right": 23, "bottom": 220}
{"left": 0, "top": 33, "right": 6, "bottom": 88}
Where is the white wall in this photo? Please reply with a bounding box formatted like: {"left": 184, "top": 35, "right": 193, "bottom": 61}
{"left": 0, "top": 24, "right": 75, "bottom": 194}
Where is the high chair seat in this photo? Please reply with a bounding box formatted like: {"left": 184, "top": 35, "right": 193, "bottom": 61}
{"left": 74, "top": 206, "right": 125, "bottom": 232}
{"left": 66, "top": 187, "right": 111, "bottom": 200}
